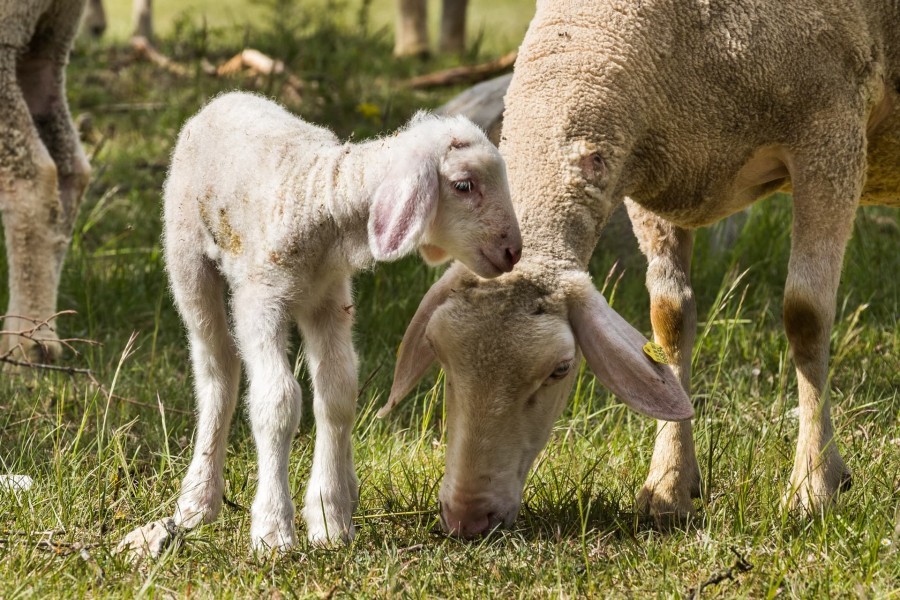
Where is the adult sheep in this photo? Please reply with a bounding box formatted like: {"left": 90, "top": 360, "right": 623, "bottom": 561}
{"left": 381, "top": 0, "right": 899, "bottom": 537}
{"left": 1, "top": 0, "right": 91, "bottom": 363}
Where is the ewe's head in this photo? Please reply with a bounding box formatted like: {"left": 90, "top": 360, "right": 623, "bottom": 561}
{"left": 379, "top": 262, "right": 692, "bottom": 538}
{"left": 368, "top": 113, "right": 521, "bottom": 278}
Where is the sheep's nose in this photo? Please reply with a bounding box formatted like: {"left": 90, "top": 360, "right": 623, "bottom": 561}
{"left": 506, "top": 245, "right": 522, "bottom": 267}
{"left": 440, "top": 500, "right": 494, "bottom": 538}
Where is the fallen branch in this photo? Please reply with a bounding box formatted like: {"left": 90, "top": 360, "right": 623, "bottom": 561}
{"left": 687, "top": 547, "right": 754, "bottom": 598}
{"left": 405, "top": 51, "right": 517, "bottom": 89}
{"left": 130, "top": 35, "right": 192, "bottom": 76}
{"left": 129, "top": 38, "right": 303, "bottom": 104}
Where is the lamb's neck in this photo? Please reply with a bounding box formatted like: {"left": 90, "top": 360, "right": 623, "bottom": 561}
{"left": 307, "top": 138, "right": 394, "bottom": 270}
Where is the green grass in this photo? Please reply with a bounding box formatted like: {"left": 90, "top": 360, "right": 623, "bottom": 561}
{"left": 2, "top": 2, "right": 899, "bottom": 597}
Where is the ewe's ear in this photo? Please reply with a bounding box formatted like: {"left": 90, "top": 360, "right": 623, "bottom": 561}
{"left": 378, "top": 267, "right": 460, "bottom": 418}
{"left": 368, "top": 150, "right": 440, "bottom": 261}
{"left": 568, "top": 281, "right": 694, "bottom": 422}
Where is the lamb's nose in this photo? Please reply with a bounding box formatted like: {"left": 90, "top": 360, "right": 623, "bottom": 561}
{"left": 506, "top": 245, "right": 522, "bottom": 267}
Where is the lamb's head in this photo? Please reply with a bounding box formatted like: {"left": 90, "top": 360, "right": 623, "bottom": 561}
{"left": 379, "top": 261, "right": 693, "bottom": 538}
{"left": 368, "top": 113, "right": 521, "bottom": 279}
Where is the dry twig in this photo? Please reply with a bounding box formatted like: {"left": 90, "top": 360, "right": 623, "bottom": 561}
{"left": 405, "top": 51, "right": 518, "bottom": 89}
{"left": 687, "top": 547, "right": 754, "bottom": 598}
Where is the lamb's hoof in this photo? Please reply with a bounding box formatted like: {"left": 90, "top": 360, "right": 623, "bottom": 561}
{"left": 306, "top": 520, "right": 355, "bottom": 548}
{"left": 250, "top": 512, "right": 297, "bottom": 554}
{"left": 115, "top": 518, "right": 178, "bottom": 560}
{"left": 637, "top": 470, "right": 702, "bottom": 528}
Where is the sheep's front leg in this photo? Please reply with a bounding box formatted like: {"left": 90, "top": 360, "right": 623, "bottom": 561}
{"left": 234, "top": 286, "right": 302, "bottom": 552}
{"left": 626, "top": 201, "right": 701, "bottom": 524}
{"left": 297, "top": 279, "right": 359, "bottom": 545}
{"left": 781, "top": 141, "right": 861, "bottom": 513}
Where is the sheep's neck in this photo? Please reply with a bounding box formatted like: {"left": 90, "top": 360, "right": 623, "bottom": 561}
{"left": 517, "top": 196, "right": 614, "bottom": 272}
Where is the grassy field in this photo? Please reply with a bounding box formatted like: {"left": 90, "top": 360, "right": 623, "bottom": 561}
{"left": 2, "top": 1, "right": 899, "bottom": 597}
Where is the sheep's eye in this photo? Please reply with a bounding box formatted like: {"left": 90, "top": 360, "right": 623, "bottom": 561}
{"left": 549, "top": 360, "right": 573, "bottom": 381}
{"left": 453, "top": 180, "right": 473, "bottom": 193}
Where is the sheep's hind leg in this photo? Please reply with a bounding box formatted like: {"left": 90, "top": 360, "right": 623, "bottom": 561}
{"left": 0, "top": 48, "right": 87, "bottom": 364}
{"left": 626, "top": 201, "right": 702, "bottom": 525}
{"left": 234, "top": 285, "right": 302, "bottom": 552}
{"left": 781, "top": 134, "right": 862, "bottom": 514}
{"left": 297, "top": 278, "right": 359, "bottom": 545}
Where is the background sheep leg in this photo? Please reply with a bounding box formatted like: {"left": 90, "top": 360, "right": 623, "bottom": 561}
{"left": 626, "top": 200, "right": 702, "bottom": 523}
{"left": 394, "top": 0, "right": 429, "bottom": 57}
{"left": 234, "top": 286, "right": 302, "bottom": 552}
{"left": 439, "top": 0, "right": 468, "bottom": 54}
{"left": 298, "top": 279, "right": 360, "bottom": 545}
{"left": 781, "top": 134, "right": 862, "bottom": 513}
{"left": 0, "top": 40, "right": 89, "bottom": 363}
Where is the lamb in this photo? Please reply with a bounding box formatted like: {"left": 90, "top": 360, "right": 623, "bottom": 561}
{"left": 116, "top": 91, "right": 521, "bottom": 556}
{"left": 380, "top": 0, "right": 899, "bottom": 537}
{"left": 1, "top": 0, "right": 92, "bottom": 364}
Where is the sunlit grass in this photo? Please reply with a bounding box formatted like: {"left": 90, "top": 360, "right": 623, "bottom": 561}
{"left": 2, "top": 2, "right": 899, "bottom": 596}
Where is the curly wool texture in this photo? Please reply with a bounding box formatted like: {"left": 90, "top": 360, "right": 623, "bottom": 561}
{"left": 501, "top": 0, "right": 899, "bottom": 267}
{"left": 0, "top": 0, "right": 90, "bottom": 363}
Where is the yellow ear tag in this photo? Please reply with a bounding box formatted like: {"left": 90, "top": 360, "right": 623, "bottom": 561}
{"left": 643, "top": 341, "right": 669, "bottom": 365}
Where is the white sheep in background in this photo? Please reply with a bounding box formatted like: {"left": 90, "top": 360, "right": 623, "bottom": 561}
{"left": 1, "top": 0, "right": 91, "bottom": 363}
{"left": 117, "top": 92, "right": 521, "bottom": 556}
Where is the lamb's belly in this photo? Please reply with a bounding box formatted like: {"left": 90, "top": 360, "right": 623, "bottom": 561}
{"left": 861, "top": 107, "right": 900, "bottom": 207}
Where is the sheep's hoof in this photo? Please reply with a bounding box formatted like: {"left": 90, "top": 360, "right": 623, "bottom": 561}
{"left": 0, "top": 330, "right": 63, "bottom": 373}
{"left": 636, "top": 469, "right": 702, "bottom": 528}
{"left": 115, "top": 518, "right": 179, "bottom": 561}
{"left": 782, "top": 454, "right": 852, "bottom": 516}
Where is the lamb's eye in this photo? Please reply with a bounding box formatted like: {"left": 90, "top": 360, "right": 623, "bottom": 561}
{"left": 453, "top": 180, "right": 473, "bottom": 193}
{"left": 549, "top": 360, "right": 573, "bottom": 381}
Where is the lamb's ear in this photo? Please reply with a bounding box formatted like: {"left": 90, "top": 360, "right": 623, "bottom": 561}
{"left": 569, "top": 282, "right": 694, "bottom": 422}
{"left": 378, "top": 267, "right": 461, "bottom": 418}
{"left": 368, "top": 151, "right": 439, "bottom": 261}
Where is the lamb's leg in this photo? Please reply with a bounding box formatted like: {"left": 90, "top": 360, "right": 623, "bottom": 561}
{"left": 233, "top": 285, "right": 301, "bottom": 552}
{"left": 394, "top": 0, "right": 429, "bottom": 57}
{"left": 626, "top": 200, "right": 702, "bottom": 524}
{"left": 297, "top": 278, "right": 359, "bottom": 545}
{"left": 173, "top": 259, "right": 241, "bottom": 530}
{"left": 781, "top": 140, "right": 862, "bottom": 514}
{"left": 0, "top": 46, "right": 89, "bottom": 363}
{"left": 116, "top": 256, "right": 240, "bottom": 559}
